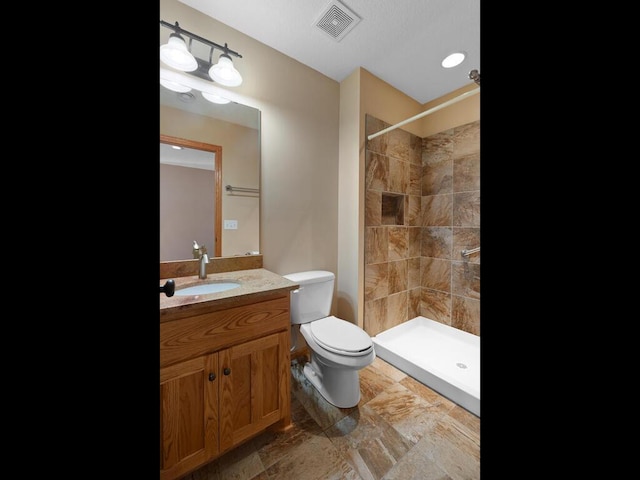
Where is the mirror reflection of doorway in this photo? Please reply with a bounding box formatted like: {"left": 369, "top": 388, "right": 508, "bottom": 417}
{"left": 160, "top": 135, "right": 222, "bottom": 260}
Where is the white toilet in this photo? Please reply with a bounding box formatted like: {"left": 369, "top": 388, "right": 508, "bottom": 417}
{"left": 283, "top": 270, "right": 375, "bottom": 408}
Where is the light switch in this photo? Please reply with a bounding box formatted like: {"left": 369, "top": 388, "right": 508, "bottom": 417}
{"left": 224, "top": 220, "right": 238, "bottom": 229}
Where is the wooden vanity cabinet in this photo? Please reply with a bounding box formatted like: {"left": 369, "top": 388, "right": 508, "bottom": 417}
{"left": 160, "top": 353, "right": 219, "bottom": 479}
{"left": 160, "top": 292, "right": 292, "bottom": 480}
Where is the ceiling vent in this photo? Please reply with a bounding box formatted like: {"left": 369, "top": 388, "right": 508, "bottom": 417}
{"left": 314, "top": 0, "right": 361, "bottom": 42}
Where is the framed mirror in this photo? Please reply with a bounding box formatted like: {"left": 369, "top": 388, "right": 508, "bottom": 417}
{"left": 160, "top": 81, "right": 261, "bottom": 261}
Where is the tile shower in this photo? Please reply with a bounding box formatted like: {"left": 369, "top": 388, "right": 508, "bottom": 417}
{"left": 364, "top": 114, "right": 480, "bottom": 337}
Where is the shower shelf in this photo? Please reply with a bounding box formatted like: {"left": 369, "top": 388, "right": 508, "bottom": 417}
{"left": 381, "top": 193, "right": 404, "bottom": 225}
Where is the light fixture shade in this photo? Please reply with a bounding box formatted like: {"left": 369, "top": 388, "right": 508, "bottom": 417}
{"left": 209, "top": 54, "right": 243, "bottom": 87}
{"left": 160, "top": 78, "right": 192, "bottom": 93}
{"left": 160, "top": 34, "right": 198, "bottom": 72}
{"left": 441, "top": 52, "right": 466, "bottom": 68}
{"left": 202, "top": 91, "right": 231, "bottom": 104}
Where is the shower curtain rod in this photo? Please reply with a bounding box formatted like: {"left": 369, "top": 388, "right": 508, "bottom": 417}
{"left": 367, "top": 87, "right": 480, "bottom": 141}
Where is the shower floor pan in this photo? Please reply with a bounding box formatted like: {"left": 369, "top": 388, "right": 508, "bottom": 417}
{"left": 372, "top": 316, "right": 480, "bottom": 417}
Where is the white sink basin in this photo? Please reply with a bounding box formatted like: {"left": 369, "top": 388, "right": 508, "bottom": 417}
{"left": 175, "top": 282, "right": 241, "bottom": 296}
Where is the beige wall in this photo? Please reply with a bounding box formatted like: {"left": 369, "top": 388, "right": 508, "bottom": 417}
{"left": 160, "top": 163, "right": 215, "bottom": 260}
{"left": 336, "top": 70, "right": 361, "bottom": 322}
{"left": 420, "top": 83, "right": 480, "bottom": 138}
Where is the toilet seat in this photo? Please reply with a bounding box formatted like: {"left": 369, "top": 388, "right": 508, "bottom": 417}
{"left": 308, "top": 316, "right": 373, "bottom": 357}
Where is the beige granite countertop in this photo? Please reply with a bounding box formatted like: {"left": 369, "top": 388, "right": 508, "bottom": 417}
{"left": 160, "top": 268, "right": 299, "bottom": 322}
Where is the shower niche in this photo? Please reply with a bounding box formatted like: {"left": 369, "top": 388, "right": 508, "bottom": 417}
{"left": 381, "top": 193, "right": 404, "bottom": 225}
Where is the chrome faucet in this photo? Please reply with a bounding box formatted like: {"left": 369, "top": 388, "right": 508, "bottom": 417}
{"left": 193, "top": 241, "right": 209, "bottom": 279}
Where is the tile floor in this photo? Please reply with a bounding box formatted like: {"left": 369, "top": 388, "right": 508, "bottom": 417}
{"left": 182, "top": 356, "right": 480, "bottom": 480}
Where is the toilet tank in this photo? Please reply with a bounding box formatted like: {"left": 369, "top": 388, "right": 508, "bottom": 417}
{"left": 283, "top": 270, "right": 335, "bottom": 325}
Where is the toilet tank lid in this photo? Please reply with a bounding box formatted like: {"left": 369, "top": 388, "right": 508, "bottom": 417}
{"left": 283, "top": 270, "right": 334, "bottom": 285}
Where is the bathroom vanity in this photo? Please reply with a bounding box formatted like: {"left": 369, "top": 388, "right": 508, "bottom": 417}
{"left": 160, "top": 267, "right": 299, "bottom": 480}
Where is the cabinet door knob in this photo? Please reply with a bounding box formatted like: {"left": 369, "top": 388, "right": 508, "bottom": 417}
{"left": 209, "top": 372, "right": 216, "bottom": 381}
{"left": 223, "top": 367, "right": 231, "bottom": 375}
{"left": 159, "top": 279, "right": 175, "bottom": 297}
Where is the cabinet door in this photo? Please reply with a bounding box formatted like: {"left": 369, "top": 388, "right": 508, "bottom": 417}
{"left": 160, "top": 353, "right": 219, "bottom": 480}
{"left": 219, "top": 331, "right": 290, "bottom": 452}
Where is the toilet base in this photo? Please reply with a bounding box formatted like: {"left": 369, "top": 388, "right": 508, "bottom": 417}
{"left": 303, "top": 356, "right": 361, "bottom": 408}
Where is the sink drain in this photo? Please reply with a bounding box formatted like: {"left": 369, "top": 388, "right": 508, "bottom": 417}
{"left": 456, "top": 362, "right": 467, "bottom": 369}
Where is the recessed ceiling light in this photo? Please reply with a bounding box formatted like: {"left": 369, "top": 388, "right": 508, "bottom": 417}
{"left": 442, "top": 52, "right": 466, "bottom": 68}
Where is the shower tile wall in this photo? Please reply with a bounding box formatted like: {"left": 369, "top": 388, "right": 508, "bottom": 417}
{"left": 364, "top": 114, "right": 480, "bottom": 337}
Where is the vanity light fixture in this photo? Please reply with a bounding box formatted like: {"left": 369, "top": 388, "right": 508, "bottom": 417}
{"left": 208, "top": 50, "right": 243, "bottom": 87}
{"left": 160, "top": 20, "right": 243, "bottom": 87}
{"left": 441, "top": 51, "right": 466, "bottom": 68}
{"left": 160, "top": 28, "right": 198, "bottom": 72}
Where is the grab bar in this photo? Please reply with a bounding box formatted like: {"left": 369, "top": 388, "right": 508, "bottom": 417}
{"left": 461, "top": 247, "right": 480, "bottom": 257}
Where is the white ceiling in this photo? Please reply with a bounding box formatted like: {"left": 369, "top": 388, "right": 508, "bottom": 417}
{"left": 179, "top": 0, "right": 480, "bottom": 104}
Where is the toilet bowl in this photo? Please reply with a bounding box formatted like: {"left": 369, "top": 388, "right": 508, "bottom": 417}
{"left": 283, "top": 271, "right": 375, "bottom": 408}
